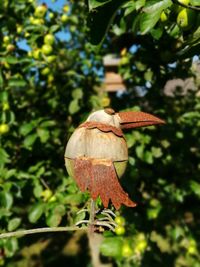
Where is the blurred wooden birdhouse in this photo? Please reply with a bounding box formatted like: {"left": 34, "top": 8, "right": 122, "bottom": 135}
{"left": 103, "top": 54, "right": 126, "bottom": 92}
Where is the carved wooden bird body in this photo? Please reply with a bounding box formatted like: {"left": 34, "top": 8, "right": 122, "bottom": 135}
{"left": 65, "top": 108, "right": 164, "bottom": 210}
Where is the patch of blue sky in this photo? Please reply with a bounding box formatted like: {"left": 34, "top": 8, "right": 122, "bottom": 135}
{"left": 38, "top": 0, "right": 66, "bottom": 11}
{"left": 17, "top": 39, "right": 31, "bottom": 51}
{"left": 55, "top": 31, "right": 71, "bottom": 42}
{"left": 130, "top": 44, "right": 138, "bottom": 54}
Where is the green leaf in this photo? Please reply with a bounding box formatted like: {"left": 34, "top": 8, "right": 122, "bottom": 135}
{"left": 151, "top": 147, "right": 163, "bottom": 158}
{"left": 46, "top": 204, "right": 65, "bottom": 227}
{"left": 72, "top": 88, "right": 83, "bottom": 99}
{"left": 19, "top": 123, "right": 34, "bottom": 136}
{"left": 123, "top": 1, "right": 136, "bottom": 16}
{"left": 129, "top": 156, "right": 135, "bottom": 166}
{"left": 143, "top": 0, "right": 172, "bottom": 13}
{"left": 37, "top": 128, "right": 50, "bottom": 143}
{"left": 68, "top": 99, "right": 80, "bottom": 114}
{"left": 63, "top": 194, "right": 84, "bottom": 205}
{"left": 74, "top": 211, "right": 86, "bottom": 224}
{"left": 23, "top": 133, "right": 38, "bottom": 148}
{"left": 33, "top": 183, "right": 43, "bottom": 198}
{"left": 8, "top": 78, "right": 27, "bottom": 87}
{"left": 40, "top": 120, "right": 56, "bottom": 128}
{"left": 140, "top": 0, "right": 172, "bottom": 34}
{"left": 0, "top": 148, "right": 10, "bottom": 167}
{"left": 136, "top": 0, "right": 146, "bottom": 10}
{"left": 150, "top": 28, "right": 163, "bottom": 40}
{"left": 0, "top": 208, "right": 11, "bottom": 219}
{"left": 190, "top": 0, "right": 200, "bottom": 5}
{"left": 0, "top": 69, "right": 3, "bottom": 87}
{"left": 88, "top": 0, "right": 128, "bottom": 45}
{"left": 6, "top": 56, "right": 18, "bottom": 64}
{"left": 0, "top": 191, "right": 13, "bottom": 210}
{"left": 143, "top": 151, "right": 154, "bottom": 164}
{"left": 1, "top": 168, "right": 16, "bottom": 180}
{"left": 28, "top": 203, "right": 45, "bottom": 223}
{"left": 190, "top": 181, "right": 200, "bottom": 198}
{"left": 8, "top": 218, "right": 21, "bottom": 231}
{"left": 135, "top": 145, "right": 144, "bottom": 159}
{"left": 50, "top": 25, "right": 60, "bottom": 33}
{"left": 54, "top": 204, "right": 66, "bottom": 216}
{"left": 4, "top": 238, "right": 19, "bottom": 257}
{"left": 0, "top": 91, "right": 8, "bottom": 102}
{"left": 140, "top": 10, "right": 162, "bottom": 34}
{"left": 100, "top": 237, "right": 123, "bottom": 258}
{"left": 88, "top": 0, "right": 112, "bottom": 11}
{"left": 46, "top": 212, "right": 62, "bottom": 227}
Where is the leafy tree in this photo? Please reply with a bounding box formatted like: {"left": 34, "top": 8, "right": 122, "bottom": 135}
{"left": 0, "top": 0, "right": 107, "bottom": 266}
{"left": 0, "top": 0, "right": 200, "bottom": 267}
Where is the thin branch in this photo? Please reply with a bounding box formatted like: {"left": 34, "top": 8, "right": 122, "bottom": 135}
{"left": 0, "top": 226, "right": 87, "bottom": 239}
{"left": 171, "top": 0, "right": 200, "bottom": 11}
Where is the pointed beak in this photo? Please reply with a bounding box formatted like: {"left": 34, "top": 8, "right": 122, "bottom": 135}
{"left": 117, "top": 111, "right": 165, "bottom": 129}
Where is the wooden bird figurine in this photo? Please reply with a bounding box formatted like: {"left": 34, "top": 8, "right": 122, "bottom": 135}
{"left": 64, "top": 108, "right": 164, "bottom": 210}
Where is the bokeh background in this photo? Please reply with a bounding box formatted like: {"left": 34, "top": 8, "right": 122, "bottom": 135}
{"left": 0, "top": 0, "right": 200, "bottom": 266}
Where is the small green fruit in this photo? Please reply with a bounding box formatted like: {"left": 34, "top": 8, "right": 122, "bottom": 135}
{"left": 48, "top": 74, "right": 54, "bottom": 83}
{"left": 25, "top": 32, "right": 30, "bottom": 38}
{"left": 149, "top": 198, "right": 159, "bottom": 207}
{"left": 49, "top": 195, "right": 56, "bottom": 202}
{"left": 61, "top": 14, "right": 68, "bottom": 23}
{"left": 160, "top": 11, "right": 168, "bottom": 22}
{"left": 46, "top": 55, "right": 56, "bottom": 63}
{"left": 2, "top": 102, "right": 10, "bottom": 111}
{"left": 49, "top": 12, "right": 55, "bottom": 19}
{"left": 6, "top": 44, "right": 15, "bottom": 52}
{"left": 41, "top": 189, "right": 53, "bottom": 201}
{"left": 3, "top": 36, "right": 10, "bottom": 44}
{"left": 135, "top": 240, "right": 148, "bottom": 253}
{"left": 122, "top": 244, "right": 133, "bottom": 257}
{"left": 115, "top": 225, "right": 125, "bottom": 236}
{"left": 115, "top": 216, "right": 125, "bottom": 226}
{"left": 42, "top": 44, "right": 53, "bottom": 55}
{"left": 63, "top": 5, "right": 70, "bottom": 13}
{"left": 32, "top": 18, "right": 44, "bottom": 25}
{"left": 33, "top": 49, "right": 42, "bottom": 60}
{"left": 16, "top": 25, "right": 23, "bottom": 34}
{"left": 177, "top": 8, "right": 188, "bottom": 27}
{"left": 120, "top": 56, "right": 129, "bottom": 65}
{"left": 101, "top": 97, "right": 110, "bottom": 108}
{"left": 0, "top": 124, "right": 10, "bottom": 134}
{"left": 120, "top": 48, "right": 127, "bottom": 57}
{"left": 41, "top": 67, "right": 50, "bottom": 76}
{"left": 177, "top": 8, "right": 195, "bottom": 29}
{"left": 44, "top": 34, "right": 55, "bottom": 45}
{"left": 34, "top": 4, "right": 47, "bottom": 18}
{"left": 147, "top": 208, "right": 159, "bottom": 219}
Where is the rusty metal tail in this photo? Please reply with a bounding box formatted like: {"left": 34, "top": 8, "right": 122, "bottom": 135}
{"left": 73, "top": 158, "right": 137, "bottom": 210}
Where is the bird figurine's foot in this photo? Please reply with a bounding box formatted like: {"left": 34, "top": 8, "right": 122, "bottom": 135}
{"left": 75, "top": 204, "right": 117, "bottom": 232}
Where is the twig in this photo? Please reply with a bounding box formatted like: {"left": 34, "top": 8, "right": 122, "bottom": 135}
{"left": 75, "top": 220, "right": 90, "bottom": 226}
{"left": 171, "top": 0, "right": 200, "bottom": 11}
{"left": 0, "top": 226, "right": 87, "bottom": 239}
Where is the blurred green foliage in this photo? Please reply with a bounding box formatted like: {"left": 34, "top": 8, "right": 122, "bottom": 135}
{"left": 0, "top": 0, "right": 200, "bottom": 266}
